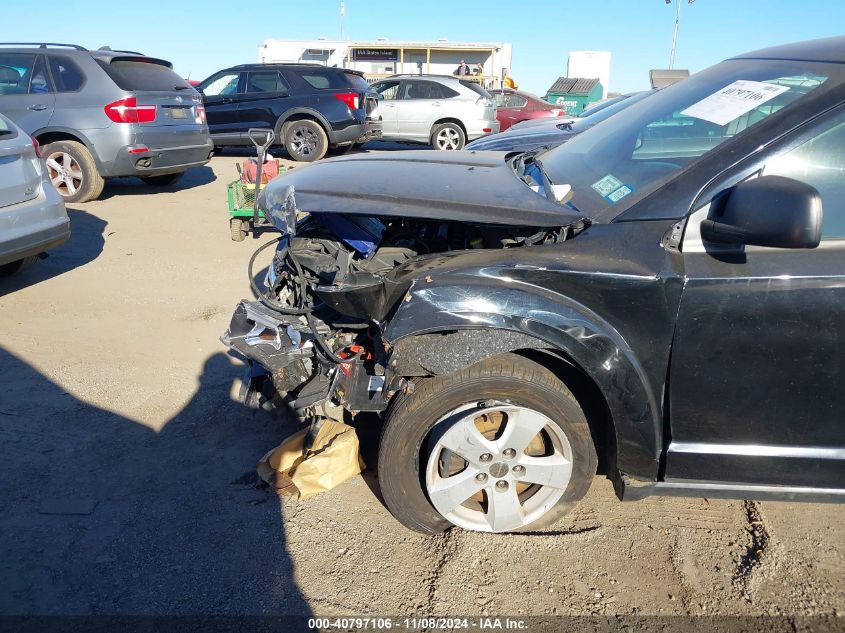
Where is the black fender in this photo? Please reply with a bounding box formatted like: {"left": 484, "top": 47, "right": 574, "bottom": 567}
{"left": 276, "top": 109, "right": 336, "bottom": 144}
{"left": 383, "top": 282, "right": 663, "bottom": 481}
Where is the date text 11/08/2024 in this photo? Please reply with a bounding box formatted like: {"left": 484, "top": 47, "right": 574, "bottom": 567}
{"left": 307, "top": 617, "right": 529, "bottom": 630}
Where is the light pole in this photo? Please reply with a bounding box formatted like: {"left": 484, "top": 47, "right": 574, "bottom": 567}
{"left": 667, "top": 0, "right": 696, "bottom": 70}
{"left": 340, "top": 0, "right": 346, "bottom": 41}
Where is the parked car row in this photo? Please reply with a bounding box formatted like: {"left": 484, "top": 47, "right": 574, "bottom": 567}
{"left": 2, "top": 43, "right": 561, "bottom": 206}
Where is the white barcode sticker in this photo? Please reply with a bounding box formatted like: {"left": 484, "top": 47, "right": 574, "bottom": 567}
{"left": 681, "top": 80, "right": 790, "bottom": 126}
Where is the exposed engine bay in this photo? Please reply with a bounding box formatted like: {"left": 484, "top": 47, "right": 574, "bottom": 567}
{"left": 222, "top": 185, "right": 583, "bottom": 422}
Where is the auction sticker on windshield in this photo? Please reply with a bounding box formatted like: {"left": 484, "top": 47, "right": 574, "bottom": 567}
{"left": 592, "top": 174, "right": 634, "bottom": 203}
{"left": 681, "top": 80, "right": 790, "bottom": 126}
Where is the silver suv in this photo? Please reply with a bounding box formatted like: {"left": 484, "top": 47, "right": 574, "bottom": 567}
{"left": 0, "top": 113, "right": 68, "bottom": 276}
{"left": 0, "top": 43, "right": 213, "bottom": 203}
{"left": 370, "top": 75, "right": 498, "bottom": 150}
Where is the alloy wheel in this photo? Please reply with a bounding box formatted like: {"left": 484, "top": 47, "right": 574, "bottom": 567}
{"left": 435, "top": 127, "right": 462, "bottom": 150}
{"left": 290, "top": 126, "right": 320, "bottom": 158}
{"left": 45, "top": 152, "right": 83, "bottom": 198}
{"left": 425, "top": 402, "right": 573, "bottom": 532}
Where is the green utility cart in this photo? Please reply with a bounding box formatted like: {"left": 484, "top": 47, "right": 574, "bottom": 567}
{"left": 227, "top": 128, "right": 285, "bottom": 242}
{"left": 227, "top": 178, "right": 284, "bottom": 241}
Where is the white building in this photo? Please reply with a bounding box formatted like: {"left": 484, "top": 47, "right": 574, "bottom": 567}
{"left": 567, "top": 51, "right": 612, "bottom": 99}
{"left": 258, "top": 38, "right": 512, "bottom": 88}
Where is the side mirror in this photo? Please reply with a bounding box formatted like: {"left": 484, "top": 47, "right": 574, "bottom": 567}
{"left": 377, "top": 93, "right": 385, "bottom": 101}
{"left": 700, "top": 175, "right": 822, "bottom": 249}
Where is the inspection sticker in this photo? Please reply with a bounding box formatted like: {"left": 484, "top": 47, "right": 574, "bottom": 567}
{"left": 591, "top": 174, "right": 624, "bottom": 197}
{"left": 606, "top": 185, "right": 634, "bottom": 203}
{"left": 592, "top": 174, "right": 634, "bottom": 203}
{"left": 681, "top": 80, "right": 790, "bottom": 126}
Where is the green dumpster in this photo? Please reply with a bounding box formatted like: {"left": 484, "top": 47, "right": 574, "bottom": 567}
{"left": 543, "top": 77, "right": 604, "bottom": 115}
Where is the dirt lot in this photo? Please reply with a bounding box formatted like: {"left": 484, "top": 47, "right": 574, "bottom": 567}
{"left": 1, "top": 149, "right": 843, "bottom": 627}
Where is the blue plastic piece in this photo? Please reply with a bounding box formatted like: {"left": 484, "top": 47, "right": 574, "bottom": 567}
{"left": 318, "top": 213, "right": 386, "bottom": 258}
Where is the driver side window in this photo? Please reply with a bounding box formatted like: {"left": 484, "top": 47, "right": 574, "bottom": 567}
{"left": 763, "top": 112, "right": 845, "bottom": 240}
{"left": 374, "top": 81, "right": 399, "bottom": 101}
{"left": 201, "top": 72, "right": 241, "bottom": 97}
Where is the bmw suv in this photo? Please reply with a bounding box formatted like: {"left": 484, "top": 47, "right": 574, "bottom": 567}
{"left": 0, "top": 43, "right": 213, "bottom": 203}
{"left": 196, "top": 64, "right": 382, "bottom": 162}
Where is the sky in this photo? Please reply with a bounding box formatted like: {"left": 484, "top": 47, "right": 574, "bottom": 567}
{"left": 4, "top": 0, "right": 844, "bottom": 95}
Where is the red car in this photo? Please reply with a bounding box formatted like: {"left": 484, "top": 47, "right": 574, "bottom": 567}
{"left": 491, "top": 89, "right": 566, "bottom": 132}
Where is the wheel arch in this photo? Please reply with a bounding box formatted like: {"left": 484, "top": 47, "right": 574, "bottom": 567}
{"left": 430, "top": 117, "right": 467, "bottom": 140}
{"left": 388, "top": 330, "right": 617, "bottom": 479}
{"left": 276, "top": 109, "right": 334, "bottom": 143}
{"left": 383, "top": 288, "right": 663, "bottom": 482}
{"left": 33, "top": 127, "right": 106, "bottom": 173}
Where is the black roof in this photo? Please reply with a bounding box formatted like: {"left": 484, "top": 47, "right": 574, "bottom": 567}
{"left": 545, "top": 77, "right": 601, "bottom": 95}
{"left": 731, "top": 36, "right": 845, "bottom": 64}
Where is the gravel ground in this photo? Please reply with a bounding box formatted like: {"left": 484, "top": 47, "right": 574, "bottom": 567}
{"left": 0, "top": 149, "right": 842, "bottom": 629}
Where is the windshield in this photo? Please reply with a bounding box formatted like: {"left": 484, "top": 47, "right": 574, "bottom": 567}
{"left": 541, "top": 58, "right": 833, "bottom": 218}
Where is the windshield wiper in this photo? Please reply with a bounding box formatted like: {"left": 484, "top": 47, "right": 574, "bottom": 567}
{"left": 174, "top": 84, "right": 191, "bottom": 91}
{"left": 0, "top": 130, "right": 12, "bottom": 137}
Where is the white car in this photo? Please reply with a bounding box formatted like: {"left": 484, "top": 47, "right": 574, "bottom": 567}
{"left": 0, "top": 113, "right": 69, "bottom": 276}
{"left": 370, "top": 75, "right": 499, "bottom": 150}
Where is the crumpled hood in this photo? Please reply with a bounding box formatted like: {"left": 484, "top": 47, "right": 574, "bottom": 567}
{"left": 259, "top": 150, "right": 581, "bottom": 228}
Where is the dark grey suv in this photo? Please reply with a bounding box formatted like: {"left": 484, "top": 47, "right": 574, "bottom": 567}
{"left": 0, "top": 43, "right": 213, "bottom": 202}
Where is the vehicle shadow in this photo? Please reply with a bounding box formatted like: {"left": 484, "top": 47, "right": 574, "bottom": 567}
{"left": 98, "top": 165, "right": 217, "bottom": 200}
{"left": 0, "top": 208, "right": 106, "bottom": 297}
{"left": 0, "top": 347, "right": 312, "bottom": 621}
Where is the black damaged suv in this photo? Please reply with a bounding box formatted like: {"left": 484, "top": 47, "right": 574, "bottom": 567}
{"left": 224, "top": 36, "right": 845, "bottom": 534}
{"left": 196, "top": 64, "right": 382, "bottom": 162}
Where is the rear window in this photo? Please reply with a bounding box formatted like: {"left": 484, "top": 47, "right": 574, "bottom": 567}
{"left": 98, "top": 58, "right": 189, "bottom": 91}
{"left": 459, "top": 80, "right": 492, "bottom": 99}
{"left": 0, "top": 116, "right": 12, "bottom": 135}
{"left": 344, "top": 71, "right": 371, "bottom": 91}
{"left": 294, "top": 68, "right": 357, "bottom": 90}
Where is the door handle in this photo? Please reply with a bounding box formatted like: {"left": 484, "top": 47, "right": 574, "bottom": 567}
{"left": 28, "top": 104, "right": 48, "bottom": 111}
{"left": 221, "top": 97, "right": 233, "bottom": 103}
{"left": 432, "top": 102, "right": 442, "bottom": 107}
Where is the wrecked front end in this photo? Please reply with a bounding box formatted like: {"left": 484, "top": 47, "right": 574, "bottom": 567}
{"left": 222, "top": 152, "right": 585, "bottom": 423}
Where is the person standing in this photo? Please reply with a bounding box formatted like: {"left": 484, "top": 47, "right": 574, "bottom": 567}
{"left": 453, "top": 60, "right": 470, "bottom": 76}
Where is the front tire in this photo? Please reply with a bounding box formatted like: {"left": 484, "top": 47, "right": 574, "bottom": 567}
{"left": 283, "top": 120, "right": 328, "bottom": 162}
{"left": 378, "top": 353, "right": 597, "bottom": 534}
{"left": 430, "top": 122, "right": 466, "bottom": 150}
{"left": 42, "top": 140, "right": 105, "bottom": 203}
